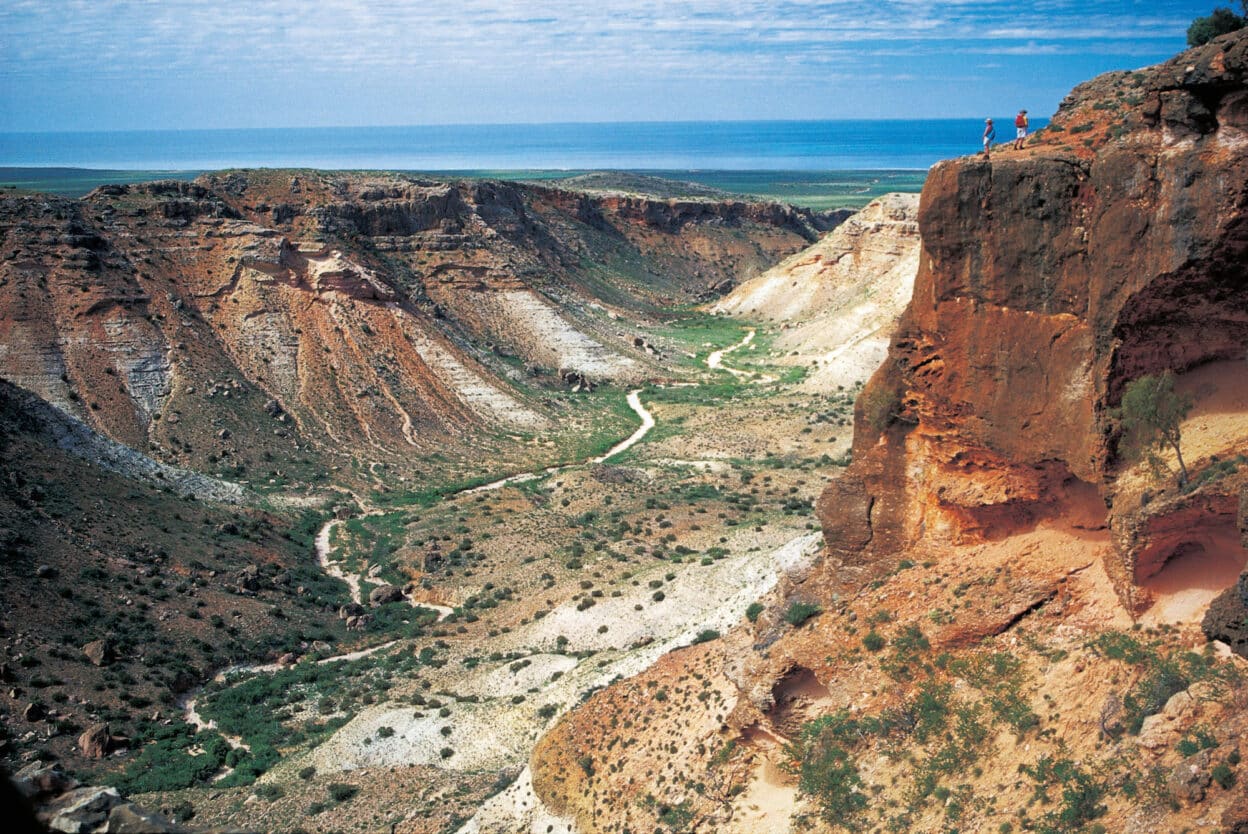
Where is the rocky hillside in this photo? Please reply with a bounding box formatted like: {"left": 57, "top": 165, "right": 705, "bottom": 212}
{"left": 529, "top": 31, "right": 1248, "bottom": 834}
{"left": 0, "top": 173, "right": 837, "bottom": 479}
{"left": 712, "top": 192, "right": 920, "bottom": 391}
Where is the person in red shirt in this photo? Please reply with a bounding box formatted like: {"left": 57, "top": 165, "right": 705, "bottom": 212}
{"left": 1014, "top": 110, "right": 1029, "bottom": 149}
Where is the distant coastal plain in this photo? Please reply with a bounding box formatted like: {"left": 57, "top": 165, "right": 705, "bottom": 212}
{"left": 1, "top": 118, "right": 1055, "bottom": 208}
{"left": 0, "top": 167, "right": 926, "bottom": 210}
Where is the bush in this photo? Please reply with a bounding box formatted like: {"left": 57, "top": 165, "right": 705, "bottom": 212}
{"left": 862, "top": 630, "right": 886, "bottom": 652}
{"left": 797, "top": 740, "right": 867, "bottom": 826}
{"left": 327, "top": 783, "right": 358, "bottom": 802}
{"left": 692, "top": 629, "right": 720, "bottom": 645}
{"left": 298, "top": 765, "right": 316, "bottom": 780}
{"left": 745, "top": 602, "right": 764, "bottom": 623}
{"left": 1188, "top": 7, "right": 1246, "bottom": 46}
{"left": 784, "top": 602, "right": 822, "bottom": 627}
{"left": 1212, "top": 762, "right": 1236, "bottom": 789}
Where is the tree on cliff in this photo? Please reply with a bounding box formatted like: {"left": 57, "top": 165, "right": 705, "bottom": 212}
{"left": 1187, "top": 6, "right": 1246, "bottom": 46}
{"left": 1115, "top": 371, "right": 1194, "bottom": 486}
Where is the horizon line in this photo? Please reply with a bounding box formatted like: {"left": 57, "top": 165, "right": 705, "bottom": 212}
{"left": 2, "top": 116, "right": 1049, "bottom": 136}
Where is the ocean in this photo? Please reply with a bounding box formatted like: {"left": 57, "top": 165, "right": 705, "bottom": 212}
{"left": 0, "top": 119, "right": 1043, "bottom": 172}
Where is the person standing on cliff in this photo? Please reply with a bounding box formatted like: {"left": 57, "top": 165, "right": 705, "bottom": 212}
{"left": 982, "top": 119, "right": 996, "bottom": 156}
{"left": 1014, "top": 109, "right": 1029, "bottom": 149}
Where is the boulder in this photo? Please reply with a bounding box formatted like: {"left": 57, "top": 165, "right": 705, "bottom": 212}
{"left": 103, "top": 801, "right": 185, "bottom": 832}
{"left": 22, "top": 701, "right": 45, "bottom": 722}
{"left": 82, "top": 638, "right": 115, "bottom": 667}
{"left": 12, "top": 762, "right": 78, "bottom": 800}
{"left": 369, "top": 584, "right": 404, "bottom": 607}
{"left": 78, "top": 723, "right": 113, "bottom": 759}
{"left": 1203, "top": 570, "right": 1248, "bottom": 659}
{"left": 41, "top": 786, "right": 121, "bottom": 833}
{"left": 1223, "top": 789, "right": 1248, "bottom": 834}
{"left": 1166, "top": 749, "right": 1213, "bottom": 804}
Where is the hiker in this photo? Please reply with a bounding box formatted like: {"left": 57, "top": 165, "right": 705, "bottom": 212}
{"left": 982, "top": 119, "right": 996, "bottom": 157}
{"left": 1014, "top": 109, "right": 1029, "bottom": 149}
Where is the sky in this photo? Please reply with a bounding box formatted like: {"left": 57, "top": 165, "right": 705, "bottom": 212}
{"left": 0, "top": 0, "right": 1227, "bottom": 131}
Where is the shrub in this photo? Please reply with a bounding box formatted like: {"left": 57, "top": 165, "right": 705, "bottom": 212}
{"left": 784, "top": 602, "right": 822, "bottom": 627}
{"left": 298, "top": 765, "right": 316, "bottom": 780}
{"left": 862, "top": 630, "right": 886, "bottom": 652}
{"left": 745, "top": 602, "right": 764, "bottom": 623}
{"left": 797, "top": 740, "right": 867, "bottom": 826}
{"left": 1188, "top": 7, "right": 1246, "bottom": 46}
{"left": 327, "top": 783, "right": 358, "bottom": 802}
{"left": 692, "top": 629, "right": 720, "bottom": 645}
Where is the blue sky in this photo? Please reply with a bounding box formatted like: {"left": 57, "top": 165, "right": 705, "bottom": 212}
{"left": 0, "top": 1, "right": 1225, "bottom": 131}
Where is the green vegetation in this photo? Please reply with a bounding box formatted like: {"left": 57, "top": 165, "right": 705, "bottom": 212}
{"left": 691, "top": 629, "right": 721, "bottom": 644}
{"left": 1114, "top": 371, "right": 1193, "bottom": 485}
{"left": 1021, "top": 757, "right": 1106, "bottom": 833}
{"left": 1090, "top": 631, "right": 1235, "bottom": 733}
{"left": 1187, "top": 5, "right": 1246, "bottom": 46}
{"left": 113, "top": 721, "right": 231, "bottom": 795}
{"left": 784, "top": 601, "right": 823, "bottom": 627}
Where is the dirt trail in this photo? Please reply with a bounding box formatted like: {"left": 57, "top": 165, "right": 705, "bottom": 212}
{"left": 465, "top": 388, "right": 654, "bottom": 494}
{"left": 706, "top": 328, "right": 756, "bottom": 371}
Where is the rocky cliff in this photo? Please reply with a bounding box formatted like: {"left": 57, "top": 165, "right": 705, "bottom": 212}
{"left": 530, "top": 32, "right": 1248, "bottom": 834}
{"left": 713, "top": 192, "right": 920, "bottom": 391}
{"left": 821, "top": 30, "right": 1248, "bottom": 612}
{"left": 0, "top": 174, "right": 826, "bottom": 478}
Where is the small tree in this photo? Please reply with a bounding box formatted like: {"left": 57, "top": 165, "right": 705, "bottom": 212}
{"left": 1115, "top": 371, "right": 1193, "bottom": 485}
{"left": 1187, "top": 7, "right": 1246, "bottom": 46}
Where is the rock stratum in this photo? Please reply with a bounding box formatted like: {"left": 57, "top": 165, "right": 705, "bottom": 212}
{"left": 0, "top": 174, "right": 835, "bottom": 475}
{"left": 713, "top": 191, "right": 920, "bottom": 391}
{"left": 530, "top": 32, "right": 1248, "bottom": 834}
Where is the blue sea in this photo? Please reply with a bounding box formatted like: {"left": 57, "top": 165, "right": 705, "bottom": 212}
{"left": 0, "top": 119, "right": 1044, "bottom": 172}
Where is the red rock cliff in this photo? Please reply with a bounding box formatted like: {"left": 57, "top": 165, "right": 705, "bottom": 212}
{"left": 819, "top": 30, "right": 1248, "bottom": 609}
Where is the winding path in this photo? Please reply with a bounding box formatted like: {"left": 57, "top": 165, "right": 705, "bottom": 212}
{"left": 707, "top": 328, "right": 756, "bottom": 373}
{"left": 186, "top": 328, "right": 775, "bottom": 809}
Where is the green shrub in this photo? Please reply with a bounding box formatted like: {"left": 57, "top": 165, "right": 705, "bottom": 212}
{"left": 745, "top": 602, "right": 764, "bottom": 623}
{"left": 327, "top": 783, "right": 358, "bottom": 802}
{"left": 784, "top": 602, "right": 822, "bottom": 627}
{"left": 797, "top": 740, "right": 867, "bottom": 827}
{"left": 862, "top": 630, "right": 886, "bottom": 652}
{"left": 1212, "top": 762, "right": 1236, "bottom": 789}
{"left": 692, "top": 629, "right": 720, "bottom": 645}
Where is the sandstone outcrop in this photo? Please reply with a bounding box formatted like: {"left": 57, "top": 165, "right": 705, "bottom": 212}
{"left": 818, "top": 31, "right": 1248, "bottom": 612}
{"left": 1, "top": 172, "right": 823, "bottom": 473}
{"left": 528, "top": 33, "right": 1248, "bottom": 834}
{"left": 713, "top": 192, "right": 920, "bottom": 391}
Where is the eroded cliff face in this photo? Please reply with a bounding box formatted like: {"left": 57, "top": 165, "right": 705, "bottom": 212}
{"left": 0, "top": 174, "right": 823, "bottom": 475}
{"left": 712, "top": 192, "right": 921, "bottom": 392}
{"left": 529, "top": 34, "right": 1248, "bottom": 834}
{"left": 821, "top": 31, "right": 1248, "bottom": 612}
